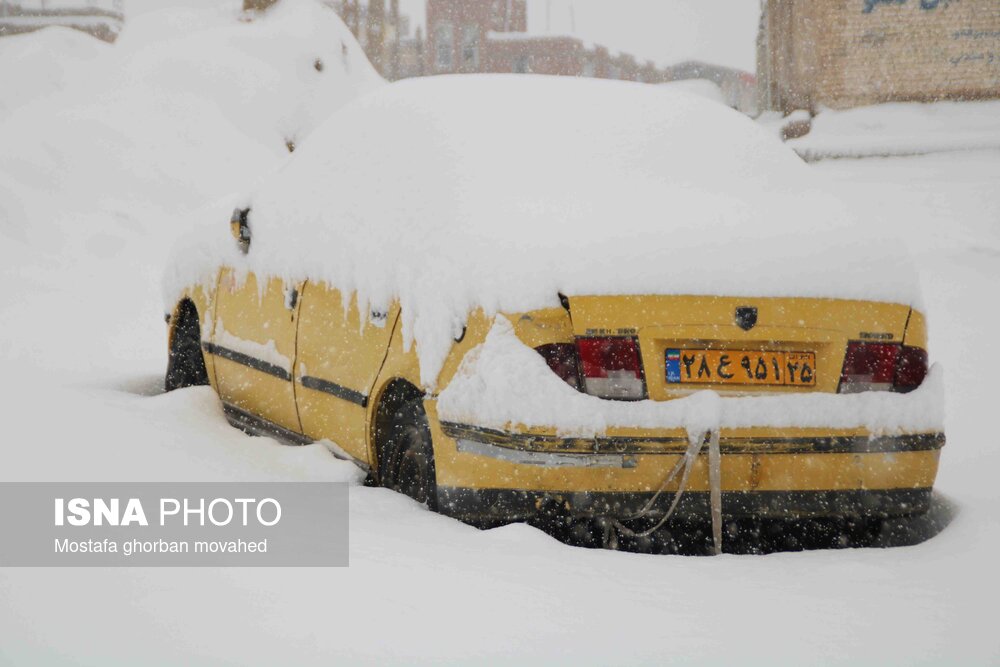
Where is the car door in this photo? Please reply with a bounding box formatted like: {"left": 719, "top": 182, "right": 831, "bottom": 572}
{"left": 293, "top": 281, "right": 398, "bottom": 463}
{"left": 210, "top": 268, "right": 304, "bottom": 434}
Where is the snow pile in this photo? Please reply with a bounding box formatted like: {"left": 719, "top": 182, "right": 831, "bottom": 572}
{"left": 171, "top": 74, "right": 922, "bottom": 387}
{"left": 111, "top": 0, "right": 382, "bottom": 155}
{"left": 771, "top": 100, "right": 1000, "bottom": 161}
{"left": 438, "top": 317, "right": 945, "bottom": 436}
{"left": 659, "top": 78, "right": 727, "bottom": 105}
{"left": 0, "top": 0, "right": 383, "bottom": 249}
{"left": 0, "top": 0, "right": 382, "bottom": 381}
{"left": 0, "top": 26, "right": 110, "bottom": 118}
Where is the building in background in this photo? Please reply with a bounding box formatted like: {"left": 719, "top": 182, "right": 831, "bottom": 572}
{"left": 424, "top": 0, "right": 665, "bottom": 82}
{"left": 758, "top": 0, "right": 1000, "bottom": 113}
{"left": 421, "top": 0, "right": 758, "bottom": 110}
{"left": 0, "top": 0, "right": 124, "bottom": 42}
{"left": 663, "top": 60, "right": 757, "bottom": 115}
{"left": 246, "top": 0, "right": 758, "bottom": 111}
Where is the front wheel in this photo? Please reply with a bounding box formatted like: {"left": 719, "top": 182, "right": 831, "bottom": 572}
{"left": 165, "top": 301, "right": 209, "bottom": 392}
{"left": 379, "top": 399, "right": 438, "bottom": 510}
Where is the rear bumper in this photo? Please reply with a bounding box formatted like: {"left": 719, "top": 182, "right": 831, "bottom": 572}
{"left": 442, "top": 421, "right": 944, "bottom": 460}
{"left": 428, "top": 407, "right": 943, "bottom": 522}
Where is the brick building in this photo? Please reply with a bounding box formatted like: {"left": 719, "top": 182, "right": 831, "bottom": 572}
{"left": 758, "top": 0, "right": 1000, "bottom": 112}
{"left": 424, "top": 0, "right": 664, "bottom": 83}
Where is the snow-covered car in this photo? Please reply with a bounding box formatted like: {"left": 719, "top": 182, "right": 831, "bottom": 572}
{"left": 164, "top": 75, "right": 944, "bottom": 540}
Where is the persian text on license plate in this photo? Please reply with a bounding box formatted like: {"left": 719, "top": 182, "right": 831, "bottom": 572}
{"left": 665, "top": 349, "right": 816, "bottom": 386}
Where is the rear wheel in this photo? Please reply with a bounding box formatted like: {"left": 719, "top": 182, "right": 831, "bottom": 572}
{"left": 165, "top": 301, "right": 209, "bottom": 391}
{"left": 378, "top": 399, "right": 438, "bottom": 510}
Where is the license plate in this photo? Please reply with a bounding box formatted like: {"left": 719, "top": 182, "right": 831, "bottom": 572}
{"left": 665, "top": 349, "right": 816, "bottom": 386}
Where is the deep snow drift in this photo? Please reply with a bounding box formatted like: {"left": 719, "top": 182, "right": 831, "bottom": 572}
{"left": 0, "top": 26, "right": 110, "bottom": 118}
{"left": 0, "top": 0, "right": 382, "bottom": 251}
{"left": 172, "top": 74, "right": 922, "bottom": 386}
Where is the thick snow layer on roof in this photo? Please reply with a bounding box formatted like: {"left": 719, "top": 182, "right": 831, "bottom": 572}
{"left": 0, "top": 26, "right": 109, "bottom": 119}
{"left": 110, "top": 0, "right": 382, "bottom": 152}
{"left": 171, "top": 74, "right": 922, "bottom": 387}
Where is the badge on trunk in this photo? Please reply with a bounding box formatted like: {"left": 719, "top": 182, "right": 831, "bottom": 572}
{"left": 735, "top": 306, "right": 758, "bottom": 331}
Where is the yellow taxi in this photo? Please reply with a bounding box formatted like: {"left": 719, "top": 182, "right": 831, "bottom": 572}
{"left": 164, "top": 75, "right": 943, "bottom": 546}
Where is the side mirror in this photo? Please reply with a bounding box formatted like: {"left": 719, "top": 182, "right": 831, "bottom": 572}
{"left": 230, "top": 207, "right": 251, "bottom": 254}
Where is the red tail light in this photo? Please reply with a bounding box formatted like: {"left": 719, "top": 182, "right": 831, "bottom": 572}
{"left": 576, "top": 337, "right": 646, "bottom": 400}
{"left": 894, "top": 345, "right": 928, "bottom": 392}
{"left": 839, "top": 341, "right": 928, "bottom": 394}
{"left": 535, "top": 343, "right": 581, "bottom": 391}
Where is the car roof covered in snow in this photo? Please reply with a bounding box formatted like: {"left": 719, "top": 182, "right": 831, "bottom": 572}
{"left": 169, "top": 74, "right": 921, "bottom": 385}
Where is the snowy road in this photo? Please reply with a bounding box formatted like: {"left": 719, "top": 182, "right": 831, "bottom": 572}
{"left": 1, "top": 150, "right": 998, "bottom": 665}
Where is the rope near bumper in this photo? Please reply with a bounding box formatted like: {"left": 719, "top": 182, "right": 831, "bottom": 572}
{"left": 615, "top": 429, "right": 724, "bottom": 555}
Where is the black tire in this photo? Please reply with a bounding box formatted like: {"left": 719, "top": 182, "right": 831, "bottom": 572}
{"left": 165, "top": 301, "right": 209, "bottom": 392}
{"left": 378, "top": 399, "right": 438, "bottom": 510}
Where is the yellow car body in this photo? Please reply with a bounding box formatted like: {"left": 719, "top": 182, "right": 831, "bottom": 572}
{"left": 168, "top": 269, "right": 942, "bottom": 524}
{"left": 165, "top": 77, "right": 942, "bottom": 528}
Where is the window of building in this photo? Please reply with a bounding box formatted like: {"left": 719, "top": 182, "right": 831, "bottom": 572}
{"left": 461, "top": 25, "right": 480, "bottom": 68}
{"left": 490, "top": 0, "right": 504, "bottom": 30}
{"left": 435, "top": 22, "right": 453, "bottom": 71}
{"left": 513, "top": 55, "right": 530, "bottom": 74}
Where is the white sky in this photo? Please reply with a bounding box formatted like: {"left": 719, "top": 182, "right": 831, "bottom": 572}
{"left": 399, "top": 0, "right": 760, "bottom": 71}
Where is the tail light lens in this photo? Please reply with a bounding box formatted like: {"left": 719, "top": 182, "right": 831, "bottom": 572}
{"left": 534, "top": 343, "right": 581, "bottom": 391}
{"left": 894, "top": 345, "right": 928, "bottom": 392}
{"left": 576, "top": 337, "right": 646, "bottom": 400}
{"left": 839, "top": 341, "right": 928, "bottom": 394}
{"left": 839, "top": 342, "right": 897, "bottom": 392}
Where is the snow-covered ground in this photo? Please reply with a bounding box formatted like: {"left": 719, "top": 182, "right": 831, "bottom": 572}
{"left": 1, "top": 3, "right": 999, "bottom": 665}
{"left": 760, "top": 100, "right": 1000, "bottom": 161}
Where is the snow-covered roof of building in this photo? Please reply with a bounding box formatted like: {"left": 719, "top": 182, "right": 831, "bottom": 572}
{"left": 170, "top": 74, "right": 921, "bottom": 386}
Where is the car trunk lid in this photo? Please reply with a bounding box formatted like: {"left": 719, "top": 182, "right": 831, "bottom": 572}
{"left": 566, "top": 295, "right": 912, "bottom": 399}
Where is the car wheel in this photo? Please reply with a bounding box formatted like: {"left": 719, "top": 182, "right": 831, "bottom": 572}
{"left": 165, "top": 301, "right": 209, "bottom": 392}
{"left": 380, "top": 399, "right": 438, "bottom": 510}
